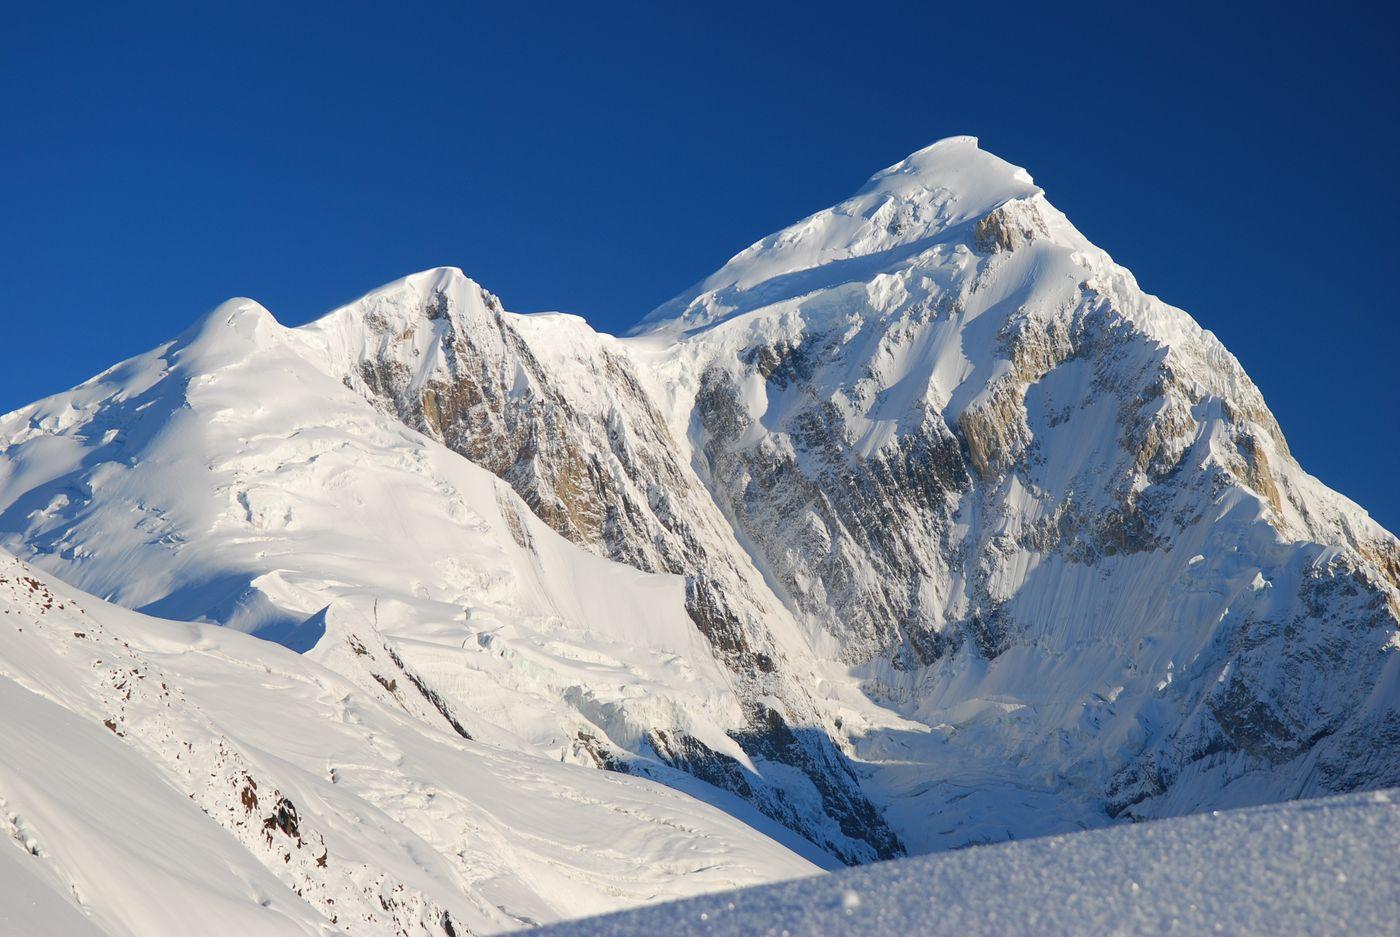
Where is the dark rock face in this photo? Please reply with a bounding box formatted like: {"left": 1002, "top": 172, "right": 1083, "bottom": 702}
{"left": 693, "top": 346, "right": 973, "bottom": 669}
{"left": 729, "top": 708, "right": 904, "bottom": 863}
{"left": 1107, "top": 549, "right": 1400, "bottom": 819}
{"left": 972, "top": 199, "right": 1048, "bottom": 254}
{"left": 603, "top": 721, "right": 904, "bottom": 866}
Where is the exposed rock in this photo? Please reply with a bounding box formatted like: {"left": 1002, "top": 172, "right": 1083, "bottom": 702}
{"left": 973, "top": 198, "right": 1049, "bottom": 253}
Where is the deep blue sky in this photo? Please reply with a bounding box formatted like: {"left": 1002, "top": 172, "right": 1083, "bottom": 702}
{"left": 3, "top": 2, "right": 1397, "bottom": 531}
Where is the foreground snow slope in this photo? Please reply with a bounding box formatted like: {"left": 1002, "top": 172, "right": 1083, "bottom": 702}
{"left": 0, "top": 552, "right": 817, "bottom": 936}
{"left": 542, "top": 789, "right": 1400, "bottom": 936}
{"left": 0, "top": 136, "right": 1396, "bottom": 865}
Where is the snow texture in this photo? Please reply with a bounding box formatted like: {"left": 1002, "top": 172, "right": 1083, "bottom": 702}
{"left": 542, "top": 790, "right": 1400, "bottom": 937}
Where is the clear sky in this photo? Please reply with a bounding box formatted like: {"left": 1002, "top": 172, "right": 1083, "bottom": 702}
{"left": 3, "top": 2, "right": 1397, "bottom": 531}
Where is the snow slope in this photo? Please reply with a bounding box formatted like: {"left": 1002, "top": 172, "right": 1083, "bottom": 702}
{"left": 0, "top": 550, "right": 818, "bottom": 936}
{"left": 540, "top": 789, "right": 1400, "bottom": 936}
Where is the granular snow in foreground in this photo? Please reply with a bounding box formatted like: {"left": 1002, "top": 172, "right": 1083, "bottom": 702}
{"left": 542, "top": 790, "right": 1400, "bottom": 936}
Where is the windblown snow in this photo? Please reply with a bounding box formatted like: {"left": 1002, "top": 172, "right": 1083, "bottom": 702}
{"left": 0, "top": 136, "right": 1396, "bottom": 934}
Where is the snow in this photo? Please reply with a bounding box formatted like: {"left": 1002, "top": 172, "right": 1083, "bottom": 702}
{"left": 0, "top": 551, "right": 818, "bottom": 935}
{"left": 0, "top": 843, "right": 108, "bottom": 937}
{"left": 636, "top": 136, "right": 1045, "bottom": 336}
{"left": 0, "top": 248, "right": 891, "bottom": 864}
{"left": 0, "top": 678, "right": 326, "bottom": 936}
{"left": 542, "top": 790, "right": 1400, "bottom": 936}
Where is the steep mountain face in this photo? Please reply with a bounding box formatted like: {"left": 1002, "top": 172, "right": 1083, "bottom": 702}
{"left": 0, "top": 551, "right": 818, "bottom": 936}
{"left": 637, "top": 138, "right": 1400, "bottom": 849}
{"left": 0, "top": 136, "right": 1396, "bottom": 872}
{"left": 297, "top": 269, "right": 898, "bottom": 862}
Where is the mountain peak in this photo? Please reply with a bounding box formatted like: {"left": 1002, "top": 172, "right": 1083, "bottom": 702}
{"left": 331, "top": 265, "right": 485, "bottom": 316}
{"left": 184, "top": 297, "right": 276, "bottom": 334}
{"left": 636, "top": 138, "right": 1045, "bottom": 335}
{"left": 303, "top": 265, "right": 500, "bottom": 340}
{"left": 857, "top": 135, "right": 1038, "bottom": 200}
{"left": 171, "top": 298, "right": 282, "bottom": 365}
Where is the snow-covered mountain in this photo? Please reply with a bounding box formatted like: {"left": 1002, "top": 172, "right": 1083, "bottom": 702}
{"left": 630, "top": 137, "right": 1400, "bottom": 849}
{"left": 1, "top": 136, "right": 1396, "bottom": 922}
